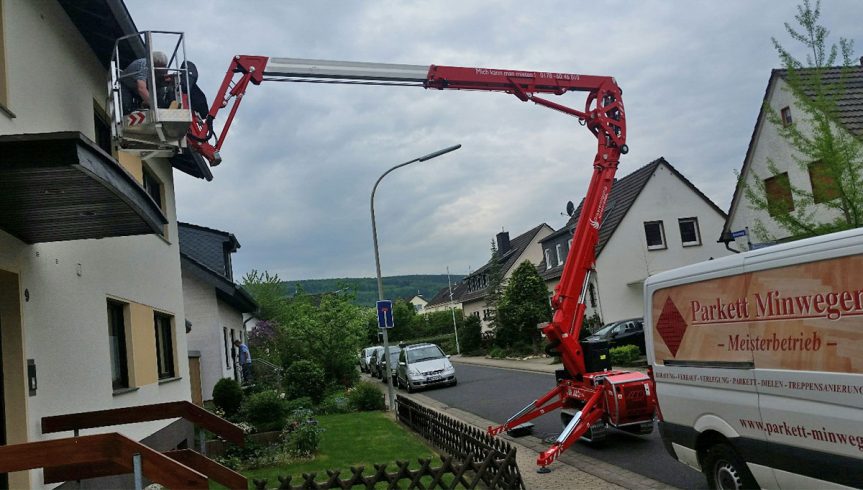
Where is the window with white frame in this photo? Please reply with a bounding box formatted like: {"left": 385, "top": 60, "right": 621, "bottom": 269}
{"left": 678, "top": 217, "right": 701, "bottom": 246}
{"left": 644, "top": 221, "right": 666, "bottom": 250}
{"left": 555, "top": 244, "right": 563, "bottom": 266}
{"left": 545, "top": 248, "right": 553, "bottom": 269}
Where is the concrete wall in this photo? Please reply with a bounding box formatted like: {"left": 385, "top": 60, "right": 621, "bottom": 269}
{"left": 595, "top": 163, "right": 730, "bottom": 321}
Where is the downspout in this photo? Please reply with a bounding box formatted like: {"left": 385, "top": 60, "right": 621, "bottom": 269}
{"left": 718, "top": 230, "right": 741, "bottom": 254}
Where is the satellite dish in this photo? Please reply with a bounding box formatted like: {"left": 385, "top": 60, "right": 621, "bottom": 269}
{"left": 565, "top": 201, "right": 575, "bottom": 217}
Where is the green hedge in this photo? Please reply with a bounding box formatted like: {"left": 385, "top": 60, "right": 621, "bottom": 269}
{"left": 610, "top": 345, "right": 641, "bottom": 365}
{"left": 396, "top": 333, "right": 457, "bottom": 354}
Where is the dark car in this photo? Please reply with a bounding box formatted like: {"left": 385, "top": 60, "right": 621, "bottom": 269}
{"left": 585, "top": 318, "right": 645, "bottom": 354}
{"left": 376, "top": 347, "right": 401, "bottom": 383}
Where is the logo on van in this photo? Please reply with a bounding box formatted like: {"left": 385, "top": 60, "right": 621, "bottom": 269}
{"left": 656, "top": 296, "right": 688, "bottom": 357}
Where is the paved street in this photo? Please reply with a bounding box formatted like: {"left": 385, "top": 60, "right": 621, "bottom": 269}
{"left": 416, "top": 363, "right": 706, "bottom": 489}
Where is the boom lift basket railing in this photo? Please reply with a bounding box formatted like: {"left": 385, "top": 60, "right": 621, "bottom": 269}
{"left": 109, "top": 31, "right": 193, "bottom": 159}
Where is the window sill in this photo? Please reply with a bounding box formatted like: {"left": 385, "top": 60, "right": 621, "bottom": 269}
{"left": 646, "top": 245, "right": 667, "bottom": 251}
{"left": 113, "top": 387, "right": 140, "bottom": 396}
{"left": 682, "top": 242, "right": 702, "bottom": 247}
{"left": 158, "top": 376, "right": 182, "bottom": 385}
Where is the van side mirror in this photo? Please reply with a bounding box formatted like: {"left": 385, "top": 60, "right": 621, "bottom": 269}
{"left": 446, "top": 355, "right": 451, "bottom": 359}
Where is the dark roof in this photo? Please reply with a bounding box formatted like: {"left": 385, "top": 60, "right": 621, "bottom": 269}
{"left": 459, "top": 223, "right": 552, "bottom": 303}
{"left": 723, "top": 66, "right": 863, "bottom": 237}
{"left": 540, "top": 158, "right": 725, "bottom": 280}
{"left": 426, "top": 284, "right": 460, "bottom": 307}
{"left": 178, "top": 222, "right": 240, "bottom": 281}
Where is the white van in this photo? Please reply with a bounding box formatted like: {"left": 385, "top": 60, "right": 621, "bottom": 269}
{"left": 644, "top": 228, "right": 863, "bottom": 489}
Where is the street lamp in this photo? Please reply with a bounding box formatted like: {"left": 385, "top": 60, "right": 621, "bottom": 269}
{"left": 371, "top": 144, "right": 461, "bottom": 411}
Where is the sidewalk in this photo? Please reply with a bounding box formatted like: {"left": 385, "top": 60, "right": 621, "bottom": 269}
{"left": 368, "top": 371, "right": 673, "bottom": 489}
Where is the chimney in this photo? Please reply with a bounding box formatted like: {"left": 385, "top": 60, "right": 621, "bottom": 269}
{"left": 496, "top": 231, "right": 511, "bottom": 255}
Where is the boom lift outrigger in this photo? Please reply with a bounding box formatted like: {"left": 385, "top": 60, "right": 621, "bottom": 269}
{"left": 190, "top": 55, "right": 656, "bottom": 468}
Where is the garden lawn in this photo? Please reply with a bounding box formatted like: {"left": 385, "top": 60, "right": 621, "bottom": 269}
{"left": 237, "top": 411, "right": 441, "bottom": 488}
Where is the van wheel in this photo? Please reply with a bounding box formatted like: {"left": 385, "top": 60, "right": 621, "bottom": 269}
{"left": 702, "top": 443, "right": 758, "bottom": 490}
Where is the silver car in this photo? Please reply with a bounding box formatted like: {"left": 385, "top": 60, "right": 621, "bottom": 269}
{"left": 360, "top": 345, "right": 383, "bottom": 373}
{"left": 396, "top": 343, "right": 457, "bottom": 393}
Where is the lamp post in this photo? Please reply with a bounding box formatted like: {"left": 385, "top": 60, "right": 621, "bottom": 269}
{"left": 371, "top": 144, "right": 461, "bottom": 411}
{"left": 447, "top": 266, "right": 460, "bottom": 354}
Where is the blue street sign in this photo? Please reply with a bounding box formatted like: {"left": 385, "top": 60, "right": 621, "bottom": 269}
{"left": 731, "top": 229, "right": 748, "bottom": 238}
{"left": 377, "top": 300, "right": 394, "bottom": 329}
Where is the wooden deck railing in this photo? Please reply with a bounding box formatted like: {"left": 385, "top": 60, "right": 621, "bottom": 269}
{"left": 0, "top": 433, "right": 209, "bottom": 489}
{"left": 0, "top": 400, "right": 247, "bottom": 489}
{"left": 41, "top": 400, "right": 244, "bottom": 444}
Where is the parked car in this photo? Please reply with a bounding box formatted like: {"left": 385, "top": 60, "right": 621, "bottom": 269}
{"left": 396, "top": 343, "right": 456, "bottom": 393}
{"left": 584, "top": 318, "right": 645, "bottom": 353}
{"left": 360, "top": 345, "right": 383, "bottom": 373}
{"left": 377, "top": 346, "right": 402, "bottom": 383}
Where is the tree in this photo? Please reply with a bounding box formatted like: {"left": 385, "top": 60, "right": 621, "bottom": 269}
{"left": 740, "top": 0, "right": 861, "bottom": 242}
{"left": 484, "top": 240, "right": 505, "bottom": 332}
{"left": 242, "top": 269, "right": 287, "bottom": 321}
{"left": 458, "top": 314, "right": 483, "bottom": 354}
{"left": 495, "top": 261, "right": 552, "bottom": 349}
{"left": 243, "top": 270, "right": 372, "bottom": 389}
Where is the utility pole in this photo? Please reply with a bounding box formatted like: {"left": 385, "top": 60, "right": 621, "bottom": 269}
{"left": 447, "top": 266, "right": 460, "bottom": 354}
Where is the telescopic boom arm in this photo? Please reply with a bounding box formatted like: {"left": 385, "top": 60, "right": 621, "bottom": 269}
{"left": 188, "top": 55, "right": 638, "bottom": 466}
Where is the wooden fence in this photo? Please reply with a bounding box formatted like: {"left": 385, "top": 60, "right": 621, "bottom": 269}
{"left": 250, "top": 396, "right": 525, "bottom": 489}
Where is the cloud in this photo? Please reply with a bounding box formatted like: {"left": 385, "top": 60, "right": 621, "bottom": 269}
{"left": 128, "top": 0, "right": 863, "bottom": 280}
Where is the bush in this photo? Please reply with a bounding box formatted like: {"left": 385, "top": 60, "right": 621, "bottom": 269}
{"left": 458, "top": 315, "right": 483, "bottom": 353}
{"left": 240, "top": 390, "right": 290, "bottom": 432}
{"left": 610, "top": 345, "right": 641, "bottom": 365}
{"left": 212, "top": 378, "right": 243, "bottom": 417}
{"left": 283, "top": 360, "right": 326, "bottom": 404}
{"left": 488, "top": 347, "right": 506, "bottom": 359}
{"left": 317, "top": 391, "right": 352, "bottom": 414}
{"left": 281, "top": 409, "right": 325, "bottom": 456}
{"left": 285, "top": 396, "right": 314, "bottom": 412}
{"left": 348, "top": 381, "right": 385, "bottom": 411}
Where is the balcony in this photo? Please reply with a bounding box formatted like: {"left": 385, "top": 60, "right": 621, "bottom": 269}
{"left": 0, "top": 132, "right": 167, "bottom": 243}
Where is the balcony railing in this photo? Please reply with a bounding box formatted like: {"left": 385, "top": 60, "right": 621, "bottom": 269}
{"left": 0, "top": 400, "right": 246, "bottom": 489}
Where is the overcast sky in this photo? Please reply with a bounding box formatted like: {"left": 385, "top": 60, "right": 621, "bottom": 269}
{"left": 127, "top": 1, "right": 862, "bottom": 282}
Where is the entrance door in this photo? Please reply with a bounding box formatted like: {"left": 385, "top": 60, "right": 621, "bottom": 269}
{"left": 188, "top": 355, "right": 203, "bottom": 406}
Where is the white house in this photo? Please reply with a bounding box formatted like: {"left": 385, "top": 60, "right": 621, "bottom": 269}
{"left": 0, "top": 1, "right": 227, "bottom": 488}
{"left": 424, "top": 285, "right": 463, "bottom": 314}
{"left": 179, "top": 223, "right": 257, "bottom": 404}
{"left": 541, "top": 158, "right": 731, "bottom": 323}
{"left": 460, "top": 225, "right": 554, "bottom": 331}
{"left": 407, "top": 294, "right": 428, "bottom": 313}
{"left": 723, "top": 66, "right": 863, "bottom": 250}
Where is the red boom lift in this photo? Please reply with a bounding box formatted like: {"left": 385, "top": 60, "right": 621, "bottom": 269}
{"left": 190, "top": 55, "right": 657, "bottom": 468}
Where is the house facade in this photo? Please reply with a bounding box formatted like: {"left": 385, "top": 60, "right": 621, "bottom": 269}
{"left": 424, "top": 284, "right": 464, "bottom": 314}
{"left": 541, "top": 158, "right": 731, "bottom": 323}
{"left": 723, "top": 67, "right": 863, "bottom": 250}
{"left": 460, "top": 225, "right": 554, "bottom": 331}
{"left": 180, "top": 223, "right": 257, "bottom": 403}
{"left": 0, "top": 1, "right": 216, "bottom": 487}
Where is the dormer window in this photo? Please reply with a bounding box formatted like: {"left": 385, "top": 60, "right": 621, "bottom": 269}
{"left": 545, "top": 249, "right": 553, "bottom": 269}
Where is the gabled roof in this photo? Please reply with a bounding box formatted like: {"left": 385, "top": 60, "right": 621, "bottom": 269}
{"left": 178, "top": 221, "right": 240, "bottom": 281}
{"left": 181, "top": 253, "right": 258, "bottom": 313}
{"left": 459, "top": 223, "right": 553, "bottom": 303}
{"left": 540, "top": 157, "right": 725, "bottom": 280}
{"left": 723, "top": 66, "right": 863, "bottom": 237}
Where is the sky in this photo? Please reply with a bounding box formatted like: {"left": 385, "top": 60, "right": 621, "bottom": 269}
{"left": 126, "top": 1, "right": 862, "bottom": 282}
